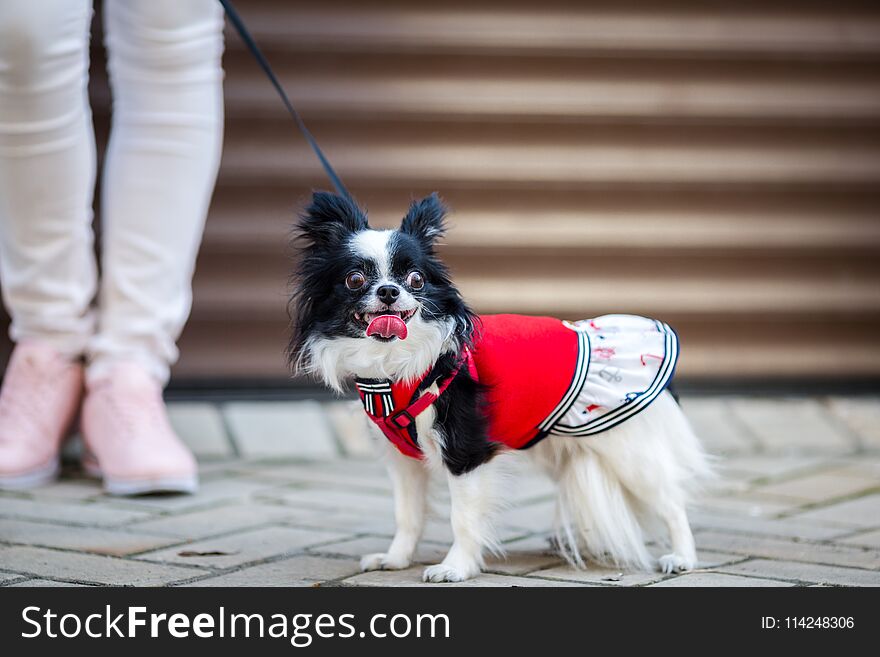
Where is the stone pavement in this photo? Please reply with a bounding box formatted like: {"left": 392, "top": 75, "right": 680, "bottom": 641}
{"left": 1, "top": 396, "right": 879, "bottom": 587}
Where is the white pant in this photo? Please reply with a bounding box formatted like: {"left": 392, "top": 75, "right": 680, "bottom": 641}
{"left": 0, "top": 0, "right": 224, "bottom": 384}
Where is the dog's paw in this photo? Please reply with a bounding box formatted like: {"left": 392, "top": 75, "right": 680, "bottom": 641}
{"left": 422, "top": 562, "right": 480, "bottom": 583}
{"left": 360, "top": 552, "right": 410, "bottom": 572}
{"left": 658, "top": 552, "right": 696, "bottom": 574}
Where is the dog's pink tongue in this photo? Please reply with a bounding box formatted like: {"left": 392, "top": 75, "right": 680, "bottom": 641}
{"left": 366, "top": 315, "right": 408, "bottom": 340}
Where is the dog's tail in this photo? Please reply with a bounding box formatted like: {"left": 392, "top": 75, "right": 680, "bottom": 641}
{"left": 550, "top": 391, "right": 714, "bottom": 571}
{"left": 554, "top": 448, "right": 655, "bottom": 572}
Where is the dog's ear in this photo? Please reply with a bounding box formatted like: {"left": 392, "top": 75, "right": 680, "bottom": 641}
{"left": 400, "top": 193, "right": 447, "bottom": 246}
{"left": 297, "top": 191, "right": 369, "bottom": 245}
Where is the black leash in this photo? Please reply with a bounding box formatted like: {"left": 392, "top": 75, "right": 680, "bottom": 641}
{"left": 218, "top": 0, "right": 352, "bottom": 201}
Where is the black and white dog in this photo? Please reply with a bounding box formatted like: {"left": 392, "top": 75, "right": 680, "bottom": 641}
{"left": 289, "top": 191, "right": 711, "bottom": 582}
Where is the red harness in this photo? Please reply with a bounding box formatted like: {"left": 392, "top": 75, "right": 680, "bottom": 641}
{"left": 355, "top": 347, "right": 478, "bottom": 459}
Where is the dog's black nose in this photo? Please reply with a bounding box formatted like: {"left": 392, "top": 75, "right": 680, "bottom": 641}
{"left": 376, "top": 284, "right": 400, "bottom": 305}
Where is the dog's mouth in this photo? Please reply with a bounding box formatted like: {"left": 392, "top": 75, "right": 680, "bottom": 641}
{"left": 354, "top": 309, "right": 416, "bottom": 341}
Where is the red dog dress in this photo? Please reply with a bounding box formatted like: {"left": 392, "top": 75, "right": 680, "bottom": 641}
{"left": 355, "top": 314, "right": 679, "bottom": 459}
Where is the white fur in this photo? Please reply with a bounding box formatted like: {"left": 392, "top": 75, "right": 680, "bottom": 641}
{"left": 304, "top": 314, "right": 457, "bottom": 392}
{"left": 360, "top": 389, "right": 711, "bottom": 582}
{"left": 350, "top": 229, "right": 393, "bottom": 280}
{"left": 361, "top": 435, "right": 429, "bottom": 572}
{"left": 531, "top": 391, "right": 712, "bottom": 572}
{"left": 422, "top": 457, "right": 510, "bottom": 582}
{"left": 362, "top": 402, "right": 511, "bottom": 583}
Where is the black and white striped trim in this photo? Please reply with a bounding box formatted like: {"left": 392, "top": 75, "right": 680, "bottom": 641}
{"left": 548, "top": 322, "right": 679, "bottom": 437}
{"left": 355, "top": 379, "right": 395, "bottom": 417}
{"left": 536, "top": 328, "right": 591, "bottom": 433}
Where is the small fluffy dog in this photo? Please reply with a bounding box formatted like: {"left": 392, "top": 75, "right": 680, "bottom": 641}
{"left": 289, "top": 191, "right": 711, "bottom": 582}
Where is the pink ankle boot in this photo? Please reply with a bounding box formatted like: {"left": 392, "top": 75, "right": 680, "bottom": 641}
{"left": 0, "top": 341, "right": 84, "bottom": 489}
{"left": 81, "top": 362, "right": 198, "bottom": 496}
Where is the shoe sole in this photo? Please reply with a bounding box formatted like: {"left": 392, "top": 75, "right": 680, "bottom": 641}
{"left": 82, "top": 460, "right": 198, "bottom": 496}
{"left": 0, "top": 457, "right": 60, "bottom": 490}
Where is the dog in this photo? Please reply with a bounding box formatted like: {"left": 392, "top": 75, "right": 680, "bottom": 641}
{"left": 288, "top": 191, "right": 712, "bottom": 582}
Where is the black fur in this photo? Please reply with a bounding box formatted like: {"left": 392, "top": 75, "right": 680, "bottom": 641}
{"left": 288, "top": 191, "right": 476, "bottom": 366}
{"left": 288, "top": 190, "right": 496, "bottom": 476}
{"left": 400, "top": 192, "right": 447, "bottom": 247}
{"left": 300, "top": 191, "right": 369, "bottom": 241}
{"left": 414, "top": 350, "right": 497, "bottom": 476}
{"left": 287, "top": 192, "right": 373, "bottom": 366}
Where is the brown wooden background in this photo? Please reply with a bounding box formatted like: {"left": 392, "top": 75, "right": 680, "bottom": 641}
{"left": 3, "top": 0, "right": 880, "bottom": 385}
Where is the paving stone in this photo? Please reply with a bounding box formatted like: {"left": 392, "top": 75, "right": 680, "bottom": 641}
{"left": 420, "top": 518, "right": 523, "bottom": 545}
{"left": 719, "top": 455, "right": 827, "bottom": 482}
{"left": 694, "top": 492, "right": 804, "bottom": 518}
{"left": 528, "top": 563, "right": 667, "bottom": 586}
{"left": 0, "top": 497, "right": 155, "bottom": 527}
{"left": 718, "top": 559, "right": 880, "bottom": 586}
{"left": 342, "top": 566, "right": 588, "bottom": 587}
{"left": 695, "top": 530, "right": 880, "bottom": 570}
{"left": 24, "top": 478, "right": 104, "bottom": 502}
{"left": 0, "top": 518, "right": 178, "bottom": 556}
{"left": 689, "top": 510, "right": 849, "bottom": 541}
{"left": 728, "top": 398, "right": 855, "bottom": 453}
{"left": 825, "top": 397, "right": 880, "bottom": 449}
{"left": 705, "top": 473, "right": 753, "bottom": 496}
{"left": 7, "top": 579, "right": 88, "bottom": 587}
{"left": 499, "top": 535, "right": 745, "bottom": 571}
{"left": 194, "top": 460, "right": 242, "bottom": 477}
{"left": 323, "top": 401, "right": 376, "bottom": 459}
{"left": 501, "top": 540, "right": 743, "bottom": 573}
{"left": 107, "top": 478, "right": 274, "bottom": 513}
{"left": 184, "top": 555, "right": 362, "bottom": 587}
{"left": 789, "top": 494, "right": 880, "bottom": 528}
{"left": 1, "top": 395, "right": 874, "bottom": 588}
{"left": 753, "top": 466, "right": 878, "bottom": 504}
{"left": 135, "top": 526, "right": 351, "bottom": 569}
{"left": 681, "top": 397, "right": 758, "bottom": 454}
{"left": 167, "top": 402, "right": 234, "bottom": 459}
{"left": 831, "top": 456, "right": 880, "bottom": 479}
{"left": 127, "top": 503, "right": 304, "bottom": 540}
{"left": 501, "top": 533, "right": 557, "bottom": 554}
{"left": 307, "top": 535, "right": 448, "bottom": 564}
{"left": 836, "top": 529, "right": 880, "bottom": 549}
{"left": 499, "top": 500, "right": 557, "bottom": 531}
{"left": 282, "top": 508, "right": 397, "bottom": 536}
{"left": 0, "top": 572, "right": 26, "bottom": 585}
{"left": 0, "top": 546, "right": 200, "bottom": 586}
{"left": 422, "top": 509, "right": 454, "bottom": 546}
{"left": 262, "top": 487, "right": 394, "bottom": 515}
{"left": 485, "top": 552, "right": 564, "bottom": 575}
{"left": 294, "top": 458, "right": 388, "bottom": 479}
{"left": 649, "top": 572, "right": 794, "bottom": 587}
{"left": 505, "top": 475, "right": 557, "bottom": 505}
{"left": 692, "top": 550, "right": 750, "bottom": 568}
{"left": 224, "top": 401, "right": 338, "bottom": 460}
{"left": 194, "top": 494, "right": 394, "bottom": 536}
{"left": 237, "top": 461, "right": 391, "bottom": 493}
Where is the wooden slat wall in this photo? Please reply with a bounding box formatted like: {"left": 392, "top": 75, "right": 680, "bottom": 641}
{"left": 6, "top": 0, "right": 880, "bottom": 382}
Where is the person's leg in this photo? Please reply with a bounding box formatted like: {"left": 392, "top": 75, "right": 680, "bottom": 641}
{"left": 81, "top": 0, "right": 224, "bottom": 495}
{"left": 0, "top": 0, "right": 97, "bottom": 357}
{"left": 0, "top": 0, "right": 94, "bottom": 488}
{"left": 89, "top": 0, "right": 224, "bottom": 383}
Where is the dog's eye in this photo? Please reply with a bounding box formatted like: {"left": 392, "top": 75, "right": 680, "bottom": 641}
{"left": 345, "top": 271, "right": 366, "bottom": 290}
{"left": 406, "top": 271, "right": 425, "bottom": 290}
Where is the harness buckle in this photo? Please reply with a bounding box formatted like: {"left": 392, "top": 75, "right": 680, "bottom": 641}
{"left": 388, "top": 409, "right": 415, "bottom": 429}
